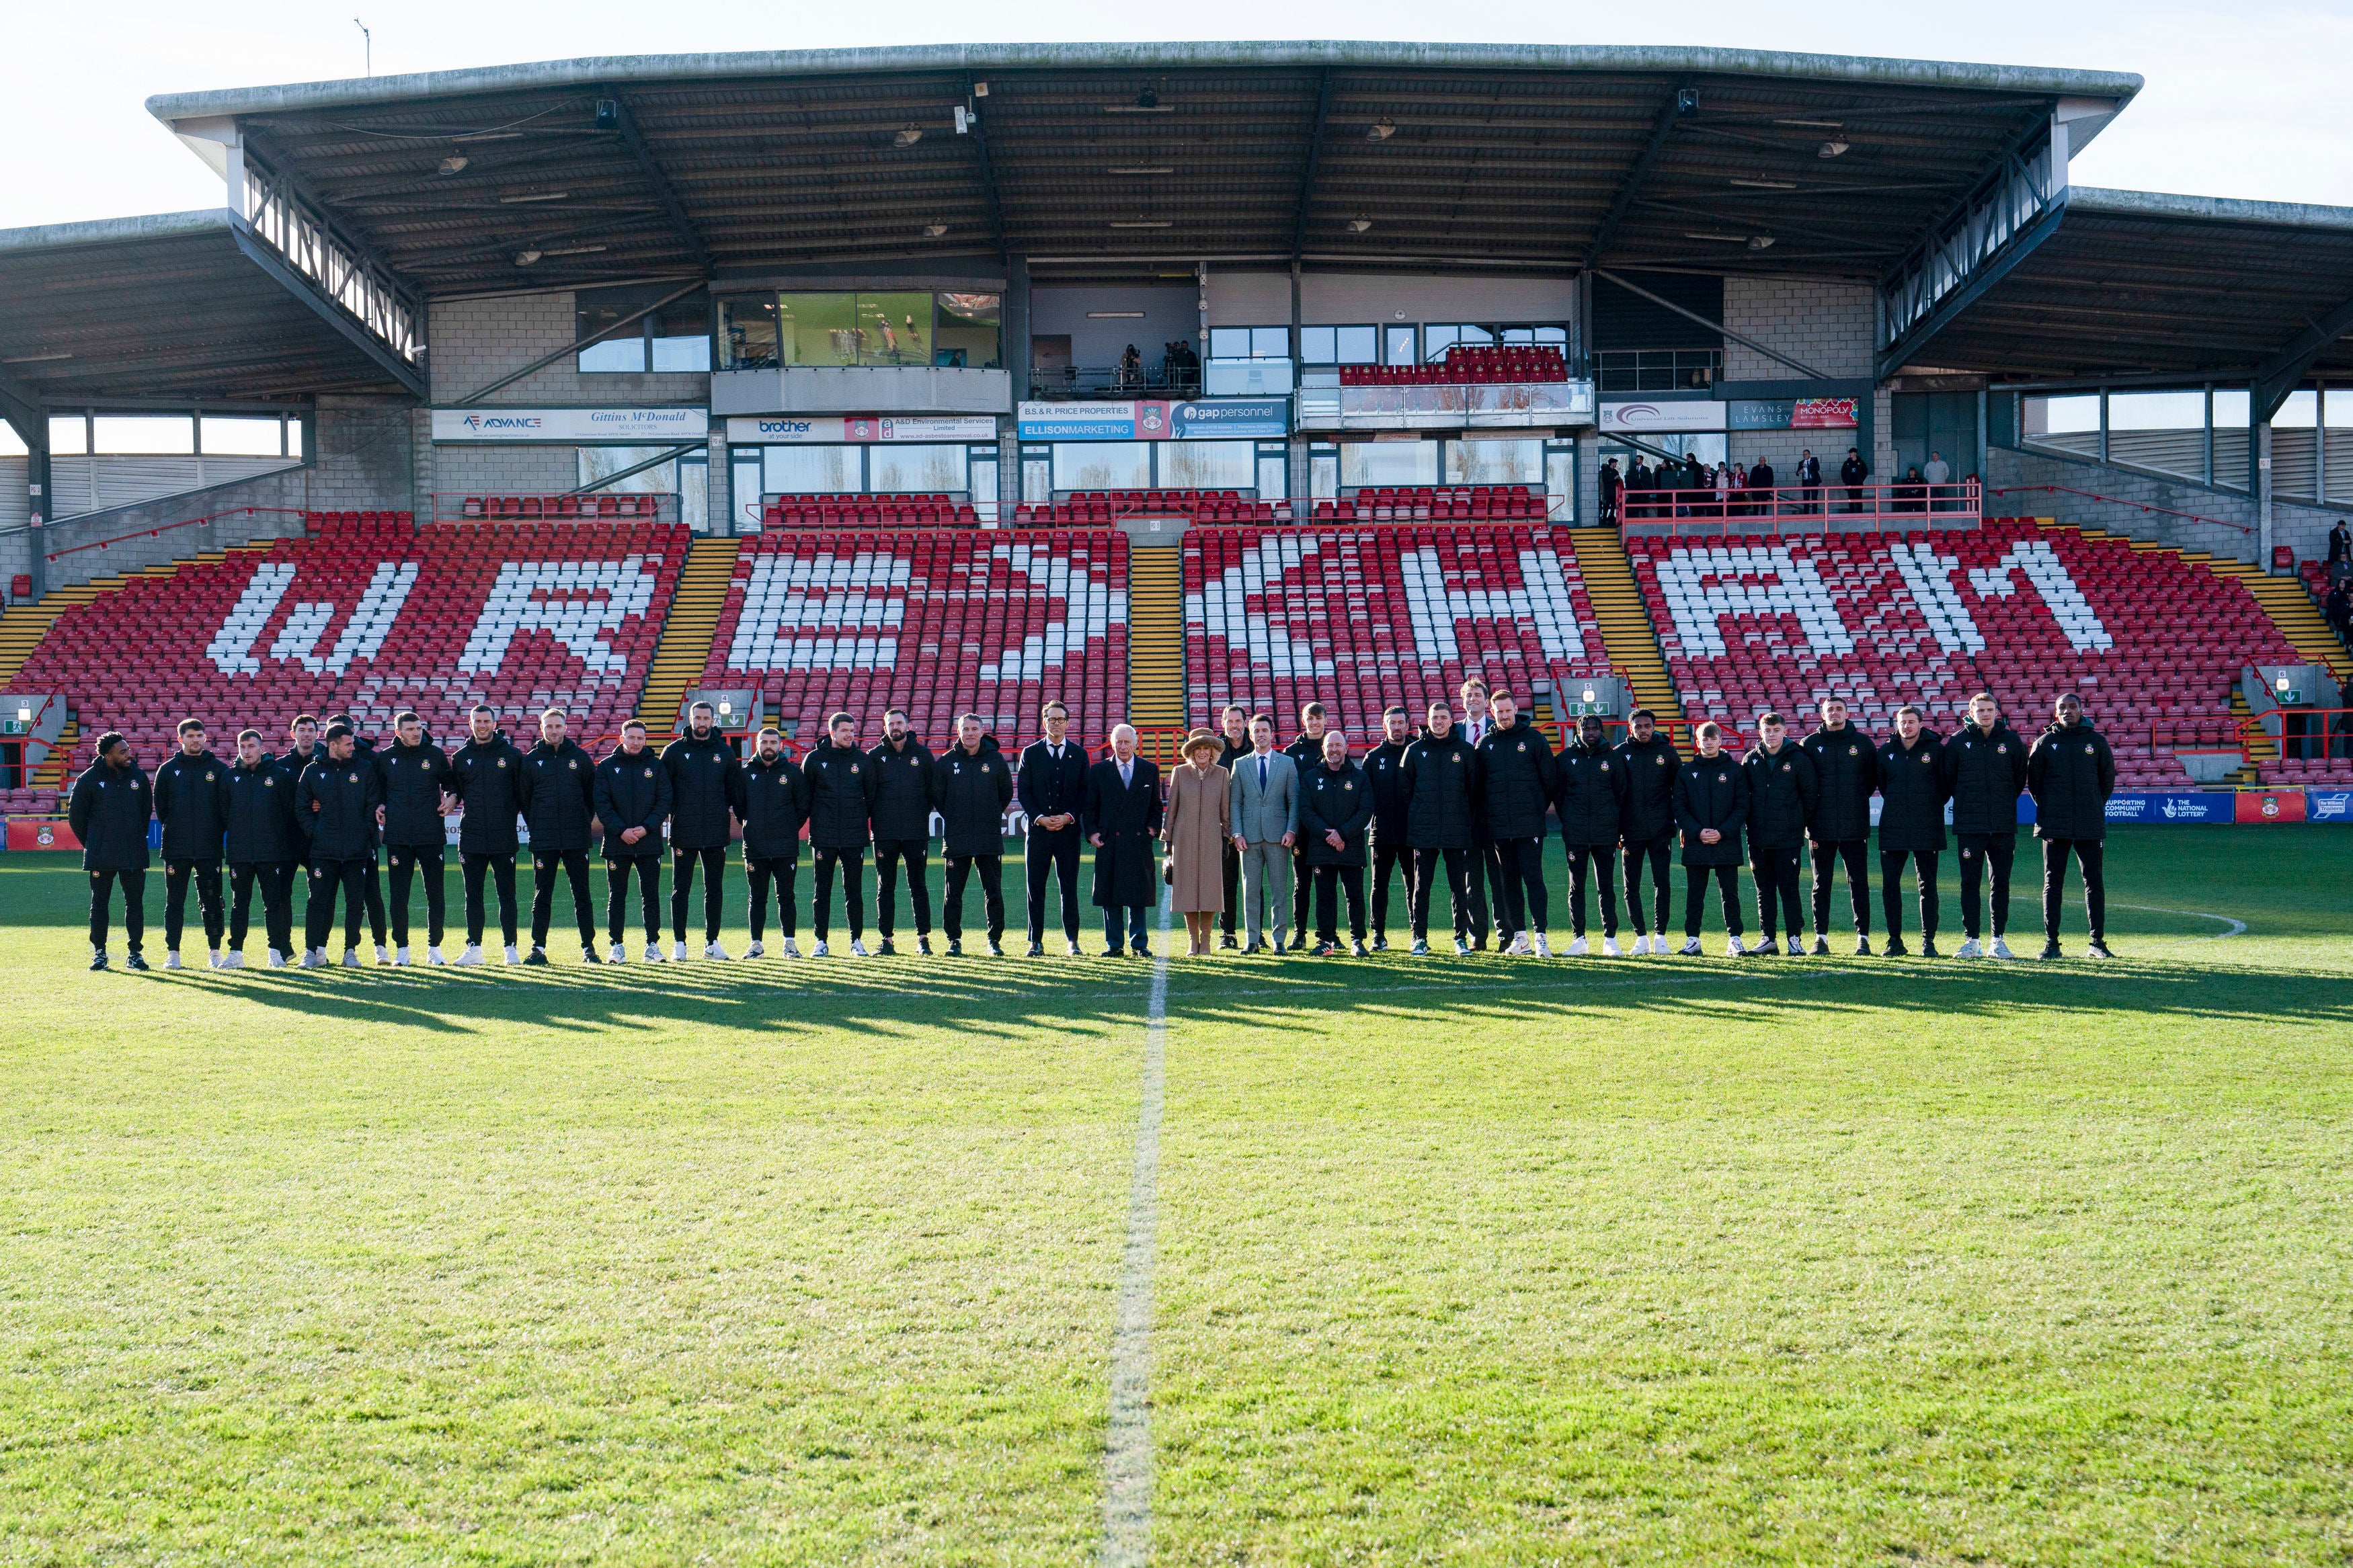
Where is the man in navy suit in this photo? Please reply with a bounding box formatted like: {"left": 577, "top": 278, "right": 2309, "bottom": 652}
{"left": 1083, "top": 723, "right": 1164, "bottom": 956}
{"left": 1016, "top": 700, "right": 1090, "bottom": 956}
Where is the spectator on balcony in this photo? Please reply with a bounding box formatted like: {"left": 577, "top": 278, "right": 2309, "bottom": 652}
{"left": 1627, "top": 457, "right": 1654, "bottom": 521}
{"left": 1117, "top": 344, "right": 1144, "bottom": 390}
{"left": 2325, "top": 578, "right": 2352, "bottom": 652}
{"left": 1795, "top": 449, "right": 1823, "bottom": 515}
{"left": 1717, "top": 462, "right": 1738, "bottom": 520}
{"left": 2327, "top": 518, "right": 2351, "bottom": 583}
{"left": 1923, "top": 450, "right": 1952, "bottom": 513}
{"left": 1840, "top": 448, "right": 1870, "bottom": 514}
{"left": 1683, "top": 453, "right": 1710, "bottom": 518}
{"left": 1600, "top": 459, "right": 1622, "bottom": 527}
{"left": 1897, "top": 466, "right": 1929, "bottom": 513}
{"left": 1746, "top": 458, "right": 1776, "bottom": 519}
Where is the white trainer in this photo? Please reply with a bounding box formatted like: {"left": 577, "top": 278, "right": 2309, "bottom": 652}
{"left": 1954, "top": 938, "right": 1983, "bottom": 959}
{"left": 1506, "top": 932, "right": 1531, "bottom": 956}
{"left": 811, "top": 940, "right": 830, "bottom": 956}
{"left": 394, "top": 946, "right": 412, "bottom": 966}
{"left": 1066, "top": 940, "right": 1083, "bottom": 957}
{"left": 207, "top": 950, "right": 225, "bottom": 969}
{"left": 266, "top": 949, "right": 286, "bottom": 968}
{"left": 1991, "top": 938, "right": 2016, "bottom": 960}
{"left": 342, "top": 949, "right": 363, "bottom": 968}
{"left": 1725, "top": 936, "right": 1745, "bottom": 957}
{"left": 744, "top": 940, "right": 765, "bottom": 959}
{"left": 301, "top": 950, "right": 323, "bottom": 968}
{"left": 782, "top": 939, "right": 802, "bottom": 958}
{"left": 850, "top": 940, "right": 871, "bottom": 957}
{"left": 705, "top": 941, "right": 731, "bottom": 961}
{"left": 223, "top": 951, "right": 245, "bottom": 969}
{"left": 374, "top": 944, "right": 391, "bottom": 966}
{"left": 164, "top": 952, "right": 184, "bottom": 971}
{"left": 670, "top": 941, "right": 688, "bottom": 962}
{"left": 643, "top": 944, "right": 667, "bottom": 963}
{"left": 1603, "top": 936, "right": 1624, "bottom": 958}
{"left": 1564, "top": 936, "right": 1589, "bottom": 958}
{"left": 1410, "top": 938, "right": 1430, "bottom": 955}
{"left": 503, "top": 944, "right": 520, "bottom": 966}
{"left": 455, "top": 944, "right": 483, "bottom": 966}
{"left": 606, "top": 945, "right": 627, "bottom": 964}
{"left": 1678, "top": 937, "right": 1702, "bottom": 956}
{"left": 426, "top": 946, "right": 446, "bottom": 965}
{"left": 1531, "top": 932, "right": 1552, "bottom": 958}
{"left": 1452, "top": 938, "right": 1472, "bottom": 956}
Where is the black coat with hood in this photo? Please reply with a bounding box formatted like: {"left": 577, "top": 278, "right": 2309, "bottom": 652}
{"left": 1475, "top": 714, "right": 1559, "bottom": 841}
{"left": 937, "top": 738, "right": 1016, "bottom": 857}
{"left": 1941, "top": 720, "right": 2030, "bottom": 836}
{"left": 1554, "top": 736, "right": 1628, "bottom": 848}
{"left": 1299, "top": 760, "right": 1374, "bottom": 867}
{"left": 1613, "top": 730, "right": 1684, "bottom": 843}
{"left": 1672, "top": 750, "right": 1748, "bottom": 866}
{"left": 518, "top": 738, "right": 597, "bottom": 854}
{"left": 2027, "top": 719, "right": 2116, "bottom": 841}
{"left": 1742, "top": 740, "right": 1820, "bottom": 851}
{"left": 1400, "top": 725, "right": 1484, "bottom": 850}
{"left": 1875, "top": 731, "right": 1949, "bottom": 853}
{"left": 594, "top": 746, "right": 674, "bottom": 856}
{"left": 296, "top": 752, "right": 384, "bottom": 862}
{"left": 662, "top": 729, "right": 741, "bottom": 851}
{"left": 448, "top": 731, "right": 528, "bottom": 856}
{"left": 375, "top": 739, "right": 454, "bottom": 850}
{"left": 803, "top": 737, "right": 881, "bottom": 851}
{"left": 69, "top": 757, "right": 152, "bottom": 872}
{"left": 153, "top": 748, "right": 231, "bottom": 862}
{"left": 737, "top": 751, "right": 811, "bottom": 862}
{"left": 1800, "top": 722, "right": 1878, "bottom": 843}
{"left": 224, "top": 754, "right": 301, "bottom": 865}
{"left": 867, "top": 735, "right": 940, "bottom": 843}
{"left": 1363, "top": 736, "right": 1413, "bottom": 845}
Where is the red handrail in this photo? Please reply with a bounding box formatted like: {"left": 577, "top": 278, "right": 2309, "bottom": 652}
{"left": 1988, "top": 485, "right": 2254, "bottom": 537}
{"left": 1616, "top": 479, "right": 1982, "bottom": 536}
{"left": 42, "top": 505, "right": 311, "bottom": 563}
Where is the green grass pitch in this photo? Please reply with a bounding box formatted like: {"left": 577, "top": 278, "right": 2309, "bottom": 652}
{"left": 2, "top": 826, "right": 2348, "bottom": 1565}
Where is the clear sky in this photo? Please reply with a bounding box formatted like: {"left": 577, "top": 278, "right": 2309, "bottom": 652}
{"left": 7, "top": 0, "right": 2348, "bottom": 232}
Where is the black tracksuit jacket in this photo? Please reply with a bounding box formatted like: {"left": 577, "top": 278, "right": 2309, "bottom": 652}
{"left": 1613, "top": 732, "right": 1684, "bottom": 843}
{"left": 594, "top": 747, "right": 674, "bottom": 856}
{"left": 1800, "top": 723, "right": 1878, "bottom": 843}
{"left": 448, "top": 734, "right": 528, "bottom": 856}
{"left": 937, "top": 739, "right": 1015, "bottom": 857}
{"left": 803, "top": 739, "right": 880, "bottom": 850}
{"left": 153, "top": 749, "right": 231, "bottom": 862}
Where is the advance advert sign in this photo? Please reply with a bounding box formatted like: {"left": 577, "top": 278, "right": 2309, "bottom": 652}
{"left": 432, "top": 407, "right": 709, "bottom": 444}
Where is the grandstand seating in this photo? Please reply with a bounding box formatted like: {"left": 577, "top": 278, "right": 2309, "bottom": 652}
{"left": 1013, "top": 491, "right": 1283, "bottom": 526}
{"left": 451, "top": 494, "right": 666, "bottom": 522}
{"left": 11, "top": 513, "right": 684, "bottom": 770}
{"left": 1626, "top": 520, "right": 2303, "bottom": 788}
{"left": 1338, "top": 346, "right": 1568, "bottom": 385}
{"left": 699, "top": 529, "right": 1129, "bottom": 745}
{"left": 1183, "top": 524, "right": 1609, "bottom": 736}
{"left": 761, "top": 494, "right": 980, "bottom": 529}
{"left": 1318, "top": 486, "right": 1549, "bottom": 522}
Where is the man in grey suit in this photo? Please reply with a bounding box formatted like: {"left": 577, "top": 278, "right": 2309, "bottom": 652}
{"left": 1228, "top": 712, "right": 1299, "bottom": 953}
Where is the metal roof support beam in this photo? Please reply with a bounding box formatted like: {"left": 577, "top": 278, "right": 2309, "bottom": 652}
{"left": 1582, "top": 83, "right": 1687, "bottom": 269}
{"left": 965, "top": 73, "right": 1007, "bottom": 256}
{"left": 229, "top": 226, "right": 428, "bottom": 400}
{"left": 235, "top": 155, "right": 427, "bottom": 388}
{"left": 1875, "top": 117, "right": 2067, "bottom": 378}
{"left": 0, "top": 366, "right": 40, "bottom": 448}
{"left": 1593, "top": 267, "right": 1831, "bottom": 380}
{"left": 602, "top": 94, "right": 715, "bottom": 276}
{"left": 567, "top": 441, "right": 701, "bottom": 496}
{"left": 1872, "top": 195, "right": 2067, "bottom": 381}
{"left": 1291, "top": 69, "right": 1335, "bottom": 261}
{"left": 451, "top": 278, "right": 706, "bottom": 405}
{"left": 2251, "top": 290, "right": 2353, "bottom": 423}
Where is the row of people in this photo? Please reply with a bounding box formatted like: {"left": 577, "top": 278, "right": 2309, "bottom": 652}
{"left": 65, "top": 685, "right": 2116, "bottom": 971}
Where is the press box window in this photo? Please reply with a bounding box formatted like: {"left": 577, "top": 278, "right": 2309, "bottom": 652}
{"left": 577, "top": 288, "right": 711, "bottom": 374}
{"left": 1207, "top": 326, "right": 1291, "bottom": 360}
{"left": 1298, "top": 325, "right": 1378, "bottom": 365}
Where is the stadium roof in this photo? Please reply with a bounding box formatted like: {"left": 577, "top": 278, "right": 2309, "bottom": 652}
{"left": 1901, "top": 188, "right": 2353, "bottom": 386}
{"left": 0, "top": 210, "right": 416, "bottom": 408}
{"left": 145, "top": 42, "right": 2143, "bottom": 292}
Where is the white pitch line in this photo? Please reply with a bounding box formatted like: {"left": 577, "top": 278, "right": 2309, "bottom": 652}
{"left": 1101, "top": 887, "right": 1172, "bottom": 1568}
{"left": 2112, "top": 903, "right": 2247, "bottom": 938}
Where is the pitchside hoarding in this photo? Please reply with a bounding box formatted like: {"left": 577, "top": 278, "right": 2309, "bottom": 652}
{"left": 1014, "top": 399, "right": 1290, "bottom": 441}
{"left": 431, "top": 408, "right": 710, "bottom": 443}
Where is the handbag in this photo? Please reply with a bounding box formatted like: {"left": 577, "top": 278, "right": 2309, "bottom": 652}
{"left": 1162, "top": 855, "right": 1176, "bottom": 886}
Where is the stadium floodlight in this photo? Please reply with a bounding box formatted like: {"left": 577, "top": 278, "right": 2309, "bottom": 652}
{"left": 1819, "top": 140, "right": 1851, "bottom": 159}
{"left": 438, "top": 156, "right": 469, "bottom": 176}
{"left": 1683, "top": 231, "right": 1750, "bottom": 243}
{"left": 1367, "top": 119, "right": 1396, "bottom": 142}
{"left": 1731, "top": 179, "right": 1797, "bottom": 190}
{"left": 1347, "top": 218, "right": 1373, "bottom": 233}
{"left": 1747, "top": 235, "right": 1776, "bottom": 251}
{"left": 499, "top": 192, "right": 569, "bottom": 204}
{"left": 922, "top": 224, "right": 948, "bottom": 237}
{"left": 894, "top": 126, "right": 923, "bottom": 147}
{"left": 514, "top": 249, "right": 543, "bottom": 266}
{"left": 1675, "top": 87, "right": 1700, "bottom": 116}
{"left": 955, "top": 107, "right": 971, "bottom": 134}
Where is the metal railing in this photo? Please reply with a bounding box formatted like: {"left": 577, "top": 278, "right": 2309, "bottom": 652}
{"left": 1616, "top": 480, "right": 1981, "bottom": 536}
{"left": 433, "top": 493, "right": 678, "bottom": 525}
{"left": 1987, "top": 485, "right": 2255, "bottom": 537}
{"left": 1028, "top": 364, "right": 1203, "bottom": 401}
{"left": 43, "top": 505, "right": 311, "bottom": 563}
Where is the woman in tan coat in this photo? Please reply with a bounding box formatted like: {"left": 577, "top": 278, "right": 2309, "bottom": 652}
{"left": 1162, "top": 729, "right": 1232, "bottom": 954}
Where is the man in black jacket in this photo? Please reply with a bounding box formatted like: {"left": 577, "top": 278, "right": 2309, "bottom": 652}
{"left": 1802, "top": 696, "right": 1878, "bottom": 956}
{"left": 1018, "top": 700, "right": 1090, "bottom": 956}
{"left": 737, "top": 726, "right": 809, "bottom": 958}
{"left": 1453, "top": 675, "right": 1503, "bottom": 950}
{"left": 594, "top": 720, "right": 673, "bottom": 962}
{"left": 1942, "top": 693, "right": 2030, "bottom": 958}
{"left": 296, "top": 723, "right": 383, "bottom": 968}
{"left": 1555, "top": 714, "right": 1628, "bottom": 956}
{"left": 1673, "top": 723, "right": 1748, "bottom": 954}
{"left": 1839, "top": 448, "right": 1869, "bottom": 513}
{"left": 153, "top": 717, "right": 230, "bottom": 969}
{"left": 1281, "top": 701, "right": 1333, "bottom": 950}
{"left": 868, "top": 707, "right": 940, "bottom": 956}
{"left": 1401, "top": 703, "right": 1484, "bottom": 956}
{"left": 1475, "top": 694, "right": 1559, "bottom": 956}
{"left": 1876, "top": 704, "right": 1948, "bottom": 957}
{"left": 805, "top": 711, "right": 881, "bottom": 956}
{"left": 663, "top": 701, "right": 742, "bottom": 960}
{"left": 518, "top": 709, "right": 598, "bottom": 964}
{"left": 327, "top": 711, "right": 391, "bottom": 963}
{"left": 939, "top": 713, "right": 1015, "bottom": 955}
{"left": 1363, "top": 706, "right": 1416, "bottom": 950}
{"left": 224, "top": 729, "right": 299, "bottom": 967}
{"left": 1615, "top": 710, "right": 1682, "bottom": 954}
{"left": 448, "top": 704, "right": 526, "bottom": 965}
{"left": 68, "top": 731, "right": 153, "bottom": 971}
{"left": 1082, "top": 724, "right": 1163, "bottom": 956}
{"left": 375, "top": 710, "right": 453, "bottom": 964}
{"left": 1794, "top": 449, "right": 1823, "bottom": 515}
{"left": 2027, "top": 693, "right": 2118, "bottom": 960}
{"left": 1742, "top": 713, "right": 1819, "bottom": 956}
{"left": 1215, "top": 704, "right": 1251, "bottom": 948}
{"left": 276, "top": 714, "right": 324, "bottom": 950}
{"left": 1299, "top": 731, "right": 1373, "bottom": 956}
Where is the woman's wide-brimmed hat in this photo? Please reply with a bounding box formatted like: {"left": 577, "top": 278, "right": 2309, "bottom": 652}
{"left": 1181, "top": 727, "right": 1223, "bottom": 759}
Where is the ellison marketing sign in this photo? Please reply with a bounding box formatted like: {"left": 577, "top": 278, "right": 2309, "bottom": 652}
{"left": 1016, "top": 398, "right": 1291, "bottom": 442}
{"left": 432, "top": 407, "right": 710, "bottom": 444}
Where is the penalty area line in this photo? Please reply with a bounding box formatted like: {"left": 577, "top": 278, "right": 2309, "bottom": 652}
{"left": 1101, "top": 886, "right": 1172, "bottom": 1567}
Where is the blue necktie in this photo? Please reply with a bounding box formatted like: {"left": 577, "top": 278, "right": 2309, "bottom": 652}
{"left": 1258, "top": 756, "right": 1267, "bottom": 791}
